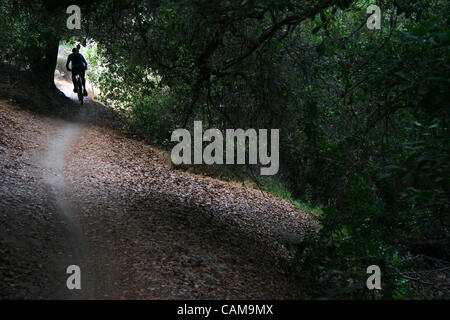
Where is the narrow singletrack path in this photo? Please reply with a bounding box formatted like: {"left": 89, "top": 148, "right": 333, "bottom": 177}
{"left": 41, "top": 113, "right": 93, "bottom": 299}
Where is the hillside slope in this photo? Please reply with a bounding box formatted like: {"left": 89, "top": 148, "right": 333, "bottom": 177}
{"left": 0, "top": 73, "right": 314, "bottom": 299}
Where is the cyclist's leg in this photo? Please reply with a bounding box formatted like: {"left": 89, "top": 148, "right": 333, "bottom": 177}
{"left": 71, "top": 70, "right": 77, "bottom": 92}
{"left": 80, "top": 68, "right": 87, "bottom": 95}
{"left": 73, "top": 67, "right": 83, "bottom": 92}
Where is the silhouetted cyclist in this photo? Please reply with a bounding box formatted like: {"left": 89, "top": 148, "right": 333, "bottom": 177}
{"left": 66, "top": 48, "right": 88, "bottom": 96}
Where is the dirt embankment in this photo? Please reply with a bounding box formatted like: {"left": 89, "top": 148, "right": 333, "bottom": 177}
{"left": 0, "top": 67, "right": 314, "bottom": 299}
{"left": 64, "top": 122, "right": 313, "bottom": 299}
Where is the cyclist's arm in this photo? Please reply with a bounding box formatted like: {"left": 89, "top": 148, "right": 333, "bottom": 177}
{"left": 81, "top": 55, "right": 88, "bottom": 70}
{"left": 66, "top": 55, "right": 72, "bottom": 71}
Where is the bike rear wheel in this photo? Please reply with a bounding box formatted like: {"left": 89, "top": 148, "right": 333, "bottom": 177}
{"left": 77, "top": 76, "right": 83, "bottom": 105}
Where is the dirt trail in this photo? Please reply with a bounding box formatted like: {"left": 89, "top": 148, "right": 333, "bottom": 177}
{"left": 1, "top": 81, "right": 313, "bottom": 299}
{"left": 40, "top": 114, "right": 92, "bottom": 299}
{"left": 0, "top": 96, "right": 86, "bottom": 299}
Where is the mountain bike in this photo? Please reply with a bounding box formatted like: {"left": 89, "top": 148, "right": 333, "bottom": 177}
{"left": 74, "top": 73, "right": 84, "bottom": 105}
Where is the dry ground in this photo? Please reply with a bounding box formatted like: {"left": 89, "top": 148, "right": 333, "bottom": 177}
{"left": 0, "top": 76, "right": 314, "bottom": 299}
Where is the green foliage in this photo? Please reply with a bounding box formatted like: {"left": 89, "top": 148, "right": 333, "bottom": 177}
{"left": 262, "top": 177, "right": 323, "bottom": 218}
{"left": 286, "top": 2, "right": 449, "bottom": 298}
{"left": 129, "top": 88, "right": 178, "bottom": 143}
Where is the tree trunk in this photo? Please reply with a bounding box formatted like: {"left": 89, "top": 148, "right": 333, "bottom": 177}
{"left": 30, "top": 36, "right": 60, "bottom": 89}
